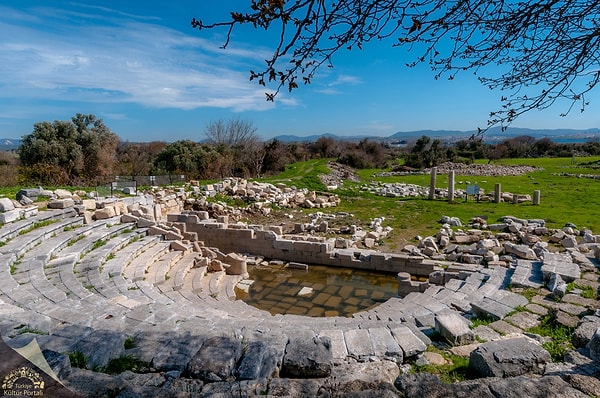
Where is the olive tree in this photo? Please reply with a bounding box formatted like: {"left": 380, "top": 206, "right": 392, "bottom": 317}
{"left": 19, "top": 113, "right": 119, "bottom": 185}
{"left": 192, "top": 1, "right": 600, "bottom": 130}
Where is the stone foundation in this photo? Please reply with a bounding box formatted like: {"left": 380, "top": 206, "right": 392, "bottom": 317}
{"left": 168, "top": 212, "right": 434, "bottom": 277}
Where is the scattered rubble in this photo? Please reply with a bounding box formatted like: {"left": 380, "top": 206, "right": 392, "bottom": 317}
{"left": 1, "top": 178, "right": 600, "bottom": 397}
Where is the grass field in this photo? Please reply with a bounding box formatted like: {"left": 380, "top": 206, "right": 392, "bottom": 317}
{"left": 265, "top": 156, "right": 600, "bottom": 250}
{"left": 3, "top": 156, "right": 598, "bottom": 250}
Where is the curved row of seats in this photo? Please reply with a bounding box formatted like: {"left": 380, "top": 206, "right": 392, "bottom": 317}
{"left": 0, "top": 208, "right": 533, "bottom": 369}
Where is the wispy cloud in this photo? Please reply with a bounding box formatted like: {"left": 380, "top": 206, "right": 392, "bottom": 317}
{"left": 0, "top": 4, "right": 280, "bottom": 113}
{"left": 313, "top": 73, "right": 362, "bottom": 95}
{"left": 329, "top": 74, "right": 362, "bottom": 86}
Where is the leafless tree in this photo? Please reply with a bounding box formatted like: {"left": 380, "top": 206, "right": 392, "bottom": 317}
{"left": 204, "top": 118, "right": 259, "bottom": 148}
{"left": 192, "top": 1, "right": 600, "bottom": 131}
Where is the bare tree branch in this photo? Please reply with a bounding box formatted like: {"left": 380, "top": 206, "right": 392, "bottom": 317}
{"left": 192, "top": 1, "right": 600, "bottom": 131}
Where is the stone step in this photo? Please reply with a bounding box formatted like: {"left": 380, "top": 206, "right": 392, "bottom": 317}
{"left": 126, "top": 241, "right": 172, "bottom": 282}
{"left": 76, "top": 228, "right": 147, "bottom": 273}
{"left": 196, "top": 271, "right": 222, "bottom": 299}
{"left": 190, "top": 266, "right": 208, "bottom": 292}
{"left": 147, "top": 251, "right": 184, "bottom": 285}
{"left": 133, "top": 280, "right": 175, "bottom": 306}
{"left": 0, "top": 208, "right": 74, "bottom": 241}
{"left": 170, "top": 252, "right": 198, "bottom": 291}
{"left": 102, "top": 234, "right": 159, "bottom": 278}
{"left": 46, "top": 254, "right": 97, "bottom": 300}
{"left": 509, "top": 260, "right": 544, "bottom": 289}
{"left": 0, "top": 210, "right": 81, "bottom": 256}
{"left": 541, "top": 252, "right": 581, "bottom": 282}
{"left": 58, "top": 217, "right": 126, "bottom": 257}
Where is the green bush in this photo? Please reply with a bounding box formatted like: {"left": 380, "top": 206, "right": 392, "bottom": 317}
{"left": 68, "top": 351, "right": 87, "bottom": 369}
{"left": 103, "top": 355, "right": 150, "bottom": 375}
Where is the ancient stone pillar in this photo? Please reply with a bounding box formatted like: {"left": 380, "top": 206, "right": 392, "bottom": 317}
{"left": 448, "top": 171, "right": 455, "bottom": 202}
{"left": 428, "top": 167, "right": 437, "bottom": 200}
{"left": 494, "top": 183, "right": 501, "bottom": 203}
{"left": 533, "top": 190, "right": 541, "bottom": 205}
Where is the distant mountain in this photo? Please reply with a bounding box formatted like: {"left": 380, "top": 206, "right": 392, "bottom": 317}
{"left": 273, "top": 127, "right": 600, "bottom": 144}
{"left": 272, "top": 132, "right": 369, "bottom": 143}
{"left": 0, "top": 138, "right": 21, "bottom": 151}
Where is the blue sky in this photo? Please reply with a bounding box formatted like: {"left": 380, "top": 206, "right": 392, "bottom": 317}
{"left": 1, "top": 1, "right": 600, "bottom": 142}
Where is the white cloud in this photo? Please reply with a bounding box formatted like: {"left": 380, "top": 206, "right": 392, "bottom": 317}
{"left": 329, "top": 74, "right": 362, "bottom": 86}
{"left": 0, "top": 4, "right": 282, "bottom": 113}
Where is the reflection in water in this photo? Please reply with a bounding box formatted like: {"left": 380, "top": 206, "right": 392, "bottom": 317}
{"left": 235, "top": 264, "right": 398, "bottom": 317}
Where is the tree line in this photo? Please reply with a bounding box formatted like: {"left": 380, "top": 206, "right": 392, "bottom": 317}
{"left": 1, "top": 114, "right": 599, "bottom": 187}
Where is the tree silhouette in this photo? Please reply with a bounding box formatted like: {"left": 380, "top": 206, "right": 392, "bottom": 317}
{"left": 192, "top": 1, "right": 600, "bottom": 131}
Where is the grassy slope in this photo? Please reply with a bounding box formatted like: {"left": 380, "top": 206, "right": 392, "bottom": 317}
{"left": 264, "top": 156, "right": 600, "bottom": 250}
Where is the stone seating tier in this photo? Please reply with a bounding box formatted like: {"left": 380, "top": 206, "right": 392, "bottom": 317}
{"left": 0, "top": 207, "right": 545, "bottom": 390}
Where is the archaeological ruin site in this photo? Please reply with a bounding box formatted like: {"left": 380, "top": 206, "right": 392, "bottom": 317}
{"left": 1, "top": 171, "right": 600, "bottom": 397}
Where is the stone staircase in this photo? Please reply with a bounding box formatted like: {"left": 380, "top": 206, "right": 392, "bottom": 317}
{"left": 0, "top": 208, "right": 554, "bottom": 388}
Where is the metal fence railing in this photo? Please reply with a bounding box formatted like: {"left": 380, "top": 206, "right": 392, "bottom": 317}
{"left": 96, "top": 175, "right": 186, "bottom": 197}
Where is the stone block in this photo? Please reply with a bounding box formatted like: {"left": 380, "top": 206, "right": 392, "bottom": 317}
{"left": 0, "top": 197, "right": 15, "bottom": 212}
{"left": 503, "top": 242, "right": 537, "bottom": 260}
{"left": 17, "top": 188, "right": 41, "bottom": 201}
{"left": 148, "top": 226, "right": 168, "bottom": 236}
{"left": 121, "top": 214, "right": 139, "bottom": 223}
{"left": 390, "top": 325, "right": 427, "bottom": 358}
{"left": 81, "top": 211, "right": 93, "bottom": 224}
{"left": 234, "top": 340, "right": 268, "bottom": 380}
{"left": 589, "top": 328, "right": 600, "bottom": 362}
{"left": 469, "top": 337, "right": 551, "bottom": 377}
{"left": 282, "top": 334, "right": 332, "bottom": 378}
{"left": 54, "top": 188, "right": 72, "bottom": 199}
{"left": 47, "top": 199, "right": 75, "bottom": 209}
{"left": 318, "top": 330, "right": 347, "bottom": 363}
{"left": 137, "top": 217, "right": 156, "bottom": 228}
{"left": 471, "top": 297, "right": 513, "bottom": 320}
{"left": 186, "top": 336, "right": 242, "bottom": 382}
{"left": 548, "top": 273, "right": 567, "bottom": 299}
{"left": 435, "top": 311, "right": 475, "bottom": 346}
{"left": 0, "top": 209, "right": 20, "bottom": 224}
{"left": 94, "top": 206, "right": 116, "bottom": 220}
{"left": 170, "top": 241, "right": 190, "bottom": 251}
{"left": 165, "top": 231, "right": 184, "bottom": 240}
{"left": 368, "top": 327, "right": 403, "bottom": 362}
{"left": 73, "top": 330, "right": 126, "bottom": 369}
{"left": 344, "top": 329, "right": 374, "bottom": 359}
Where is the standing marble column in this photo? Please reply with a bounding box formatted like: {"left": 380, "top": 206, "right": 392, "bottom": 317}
{"left": 494, "top": 183, "right": 501, "bottom": 204}
{"left": 428, "top": 167, "right": 437, "bottom": 200}
{"left": 448, "top": 170, "right": 455, "bottom": 202}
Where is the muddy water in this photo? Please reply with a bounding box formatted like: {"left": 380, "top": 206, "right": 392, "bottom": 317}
{"left": 235, "top": 264, "right": 398, "bottom": 317}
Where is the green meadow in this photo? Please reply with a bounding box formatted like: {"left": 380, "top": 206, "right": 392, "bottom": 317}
{"left": 3, "top": 156, "right": 598, "bottom": 249}
{"left": 265, "top": 156, "right": 600, "bottom": 248}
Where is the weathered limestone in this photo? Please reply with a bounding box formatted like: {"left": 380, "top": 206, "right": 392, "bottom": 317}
{"left": 435, "top": 311, "right": 474, "bottom": 346}
{"left": 0, "top": 197, "right": 15, "bottom": 212}
{"left": 587, "top": 328, "right": 600, "bottom": 362}
{"left": 47, "top": 198, "right": 75, "bottom": 209}
{"left": 186, "top": 336, "right": 243, "bottom": 382}
{"left": 2, "top": 185, "right": 600, "bottom": 397}
{"left": 428, "top": 167, "right": 437, "bottom": 200}
{"left": 548, "top": 273, "right": 567, "bottom": 299}
{"left": 390, "top": 325, "right": 427, "bottom": 358}
{"left": 469, "top": 337, "right": 552, "bottom": 377}
{"left": 448, "top": 170, "right": 455, "bottom": 202}
{"left": 573, "top": 317, "right": 600, "bottom": 348}
{"left": 542, "top": 252, "right": 581, "bottom": 282}
{"left": 282, "top": 333, "right": 333, "bottom": 378}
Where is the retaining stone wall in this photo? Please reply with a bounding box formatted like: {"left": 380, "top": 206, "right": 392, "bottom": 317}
{"left": 169, "top": 212, "right": 434, "bottom": 276}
